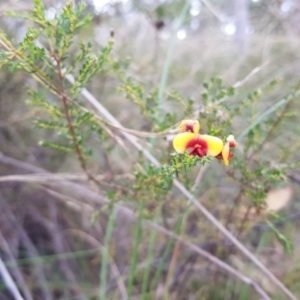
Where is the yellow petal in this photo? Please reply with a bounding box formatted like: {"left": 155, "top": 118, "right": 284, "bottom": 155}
{"left": 173, "top": 132, "right": 197, "bottom": 153}
{"left": 200, "top": 135, "right": 223, "bottom": 156}
{"left": 222, "top": 142, "right": 230, "bottom": 166}
{"left": 193, "top": 120, "right": 200, "bottom": 134}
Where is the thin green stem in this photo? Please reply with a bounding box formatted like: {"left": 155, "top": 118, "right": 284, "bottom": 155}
{"left": 5, "top": 249, "right": 101, "bottom": 268}
{"left": 148, "top": 210, "right": 185, "bottom": 299}
{"left": 127, "top": 200, "right": 145, "bottom": 299}
{"left": 140, "top": 209, "right": 161, "bottom": 300}
{"left": 156, "top": 2, "right": 190, "bottom": 112}
{"left": 237, "top": 89, "right": 300, "bottom": 142}
{"left": 100, "top": 207, "right": 117, "bottom": 300}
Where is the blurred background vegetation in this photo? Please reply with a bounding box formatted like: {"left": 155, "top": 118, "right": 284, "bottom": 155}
{"left": 0, "top": 0, "right": 300, "bottom": 299}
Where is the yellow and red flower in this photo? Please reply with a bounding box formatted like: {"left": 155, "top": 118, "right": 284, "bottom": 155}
{"left": 177, "top": 119, "right": 200, "bottom": 134}
{"left": 215, "top": 135, "right": 238, "bottom": 166}
{"left": 173, "top": 120, "right": 237, "bottom": 166}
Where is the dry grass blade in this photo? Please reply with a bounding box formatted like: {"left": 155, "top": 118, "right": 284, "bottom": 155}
{"left": 0, "top": 201, "right": 53, "bottom": 300}
{"left": 0, "top": 173, "right": 106, "bottom": 182}
{"left": 0, "top": 231, "right": 33, "bottom": 300}
{"left": 0, "top": 255, "right": 24, "bottom": 300}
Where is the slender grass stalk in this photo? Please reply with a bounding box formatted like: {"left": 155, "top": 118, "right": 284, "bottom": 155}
{"left": 151, "top": 2, "right": 190, "bottom": 154}
{"left": 5, "top": 248, "right": 101, "bottom": 267}
{"left": 237, "top": 89, "right": 300, "bottom": 142}
{"left": 238, "top": 233, "right": 268, "bottom": 300}
{"left": 156, "top": 2, "right": 190, "bottom": 110}
{"left": 147, "top": 203, "right": 194, "bottom": 299}
{"left": 100, "top": 207, "right": 117, "bottom": 300}
{"left": 148, "top": 210, "right": 185, "bottom": 299}
{"left": 127, "top": 200, "right": 145, "bottom": 299}
{"left": 140, "top": 209, "right": 161, "bottom": 300}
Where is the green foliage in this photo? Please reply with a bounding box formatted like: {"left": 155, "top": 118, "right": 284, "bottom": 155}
{"left": 167, "top": 90, "right": 195, "bottom": 116}
{"left": 0, "top": 0, "right": 113, "bottom": 163}
{"left": 133, "top": 152, "right": 211, "bottom": 202}
{"left": 266, "top": 219, "right": 294, "bottom": 254}
{"left": 70, "top": 40, "right": 113, "bottom": 98}
{"left": 118, "top": 80, "right": 179, "bottom": 131}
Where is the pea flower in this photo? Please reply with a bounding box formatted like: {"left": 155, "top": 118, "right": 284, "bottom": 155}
{"left": 177, "top": 119, "right": 200, "bottom": 134}
{"left": 173, "top": 120, "right": 237, "bottom": 166}
{"left": 215, "top": 134, "right": 238, "bottom": 166}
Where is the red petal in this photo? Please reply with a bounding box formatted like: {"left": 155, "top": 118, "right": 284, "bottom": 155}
{"left": 186, "top": 137, "right": 208, "bottom": 151}
{"left": 197, "top": 147, "right": 207, "bottom": 157}
{"left": 189, "top": 148, "right": 198, "bottom": 155}
{"left": 215, "top": 151, "right": 234, "bottom": 161}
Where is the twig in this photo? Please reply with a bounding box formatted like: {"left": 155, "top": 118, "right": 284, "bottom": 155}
{"left": 54, "top": 55, "right": 97, "bottom": 185}
{"left": 233, "top": 60, "right": 271, "bottom": 89}
{"left": 237, "top": 205, "right": 252, "bottom": 237}
{"left": 225, "top": 188, "right": 243, "bottom": 229}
